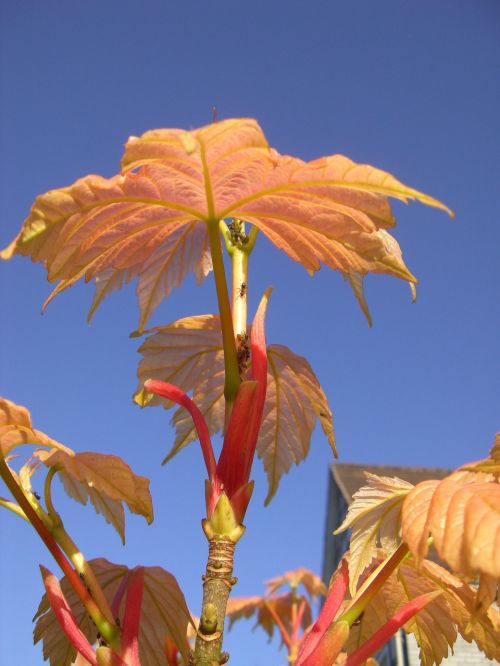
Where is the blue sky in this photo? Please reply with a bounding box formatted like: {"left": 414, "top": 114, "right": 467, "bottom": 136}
{"left": 0, "top": 1, "right": 498, "bottom": 664}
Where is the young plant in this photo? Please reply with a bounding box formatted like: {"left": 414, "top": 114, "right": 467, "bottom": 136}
{"left": 3, "top": 117, "right": 495, "bottom": 666}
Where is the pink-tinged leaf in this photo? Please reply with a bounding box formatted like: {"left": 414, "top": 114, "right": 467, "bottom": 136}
{"left": 344, "top": 591, "right": 442, "bottom": 666}
{"left": 418, "top": 559, "right": 500, "bottom": 662}
{"left": 259, "top": 344, "right": 336, "bottom": 504}
{"left": 226, "top": 592, "right": 312, "bottom": 644}
{"left": 134, "top": 315, "right": 225, "bottom": 462}
{"left": 135, "top": 315, "right": 335, "bottom": 503}
{"left": 343, "top": 554, "right": 500, "bottom": 665}
{"left": 4, "top": 118, "right": 451, "bottom": 329}
{"left": 296, "top": 559, "right": 349, "bottom": 665}
{"left": 343, "top": 271, "right": 373, "bottom": 327}
{"left": 121, "top": 568, "right": 144, "bottom": 666}
{"left": 342, "top": 231, "right": 417, "bottom": 327}
{"left": 143, "top": 379, "right": 216, "bottom": 480}
{"left": 0, "top": 397, "right": 71, "bottom": 457}
{"left": 335, "top": 473, "right": 414, "bottom": 594}
{"left": 402, "top": 466, "right": 500, "bottom": 580}
{"left": 34, "top": 449, "right": 153, "bottom": 544}
{"left": 34, "top": 558, "right": 193, "bottom": 666}
{"left": 40, "top": 565, "right": 97, "bottom": 666}
{"left": 266, "top": 567, "right": 327, "bottom": 599}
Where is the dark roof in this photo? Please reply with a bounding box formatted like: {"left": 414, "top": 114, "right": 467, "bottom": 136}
{"left": 331, "top": 462, "right": 452, "bottom": 504}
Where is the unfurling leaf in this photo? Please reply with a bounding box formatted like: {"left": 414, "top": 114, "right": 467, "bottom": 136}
{"left": 0, "top": 397, "right": 71, "bottom": 457}
{"left": 335, "top": 473, "right": 414, "bottom": 593}
{"left": 135, "top": 315, "right": 335, "bottom": 501}
{"left": 34, "top": 558, "right": 193, "bottom": 666}
{"left": 3, "top": 118, "right": 451, "bottom": 329}
{"left": 34, "top": 449, "right": 153, "bottom": 544}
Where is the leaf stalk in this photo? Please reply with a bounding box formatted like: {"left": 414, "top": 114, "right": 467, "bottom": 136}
{"left": 207, "top": 220, "right": 240, "bottom": 405}
{"left": 0, "top": 458, "right": 119, "bottom": 646}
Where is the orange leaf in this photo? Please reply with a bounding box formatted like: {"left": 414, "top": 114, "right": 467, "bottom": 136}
{"left": 3, "top": 118, "right": 451, "bottom": 329}
{"left": 226, "top": 592, "right": 312, "bottom": 644}
{"left": 402, "top": 466, "right": 500, "bottom": 580}
{"left": 260, "top": 343, "right": 336, "bottom": 504}
{"left": 344, "top": 555, "right": 500, "bottom": 665}
{"left": 344, "top": 591, "right": 441, "bottom": 666}
{"left": 265, "top": 567, "right": 326, "bottom": 599}
{"left": 0, "top": 397, "right": 71, "bottom": 457}
{"left": 34, "top": 558, "right": 193, "bottom": 666}
{"left": 135, "top": 316, "right": 335, "bottom": 502}
{"left": 134, "top": 315, "right": 225, "bottom": 461}
{"left": 34, "top": 449, "right": 153, "bottom": 544}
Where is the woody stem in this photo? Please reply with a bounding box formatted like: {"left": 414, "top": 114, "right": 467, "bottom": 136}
{"left": 193, "top": 538, "right": 237, "bottom": 665}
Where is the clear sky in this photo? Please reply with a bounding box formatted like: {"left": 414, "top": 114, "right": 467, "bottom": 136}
{"left": 0, "top": 2, "right": 498, "bottom": 664}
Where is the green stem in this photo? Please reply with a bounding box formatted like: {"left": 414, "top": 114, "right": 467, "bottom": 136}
{"left": 44, "top": 466, "right": 116, "bottom": 627}
{"left": 207, "top": 220, "right": 240, "bottom": 404}
{"left": 231, "top": 248, "right": 248, "bottom": 338}
{"left": 0, "top": 458, "right": 119, "bottom": 646}
{"left": 44, "top": 467, "right": 59, "bottom": 521}
{"left": 339, "top": 543, "right": 409, "bottom": 626}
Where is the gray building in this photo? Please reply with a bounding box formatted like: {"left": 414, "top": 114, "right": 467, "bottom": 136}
{"left": 322, "top": 463, "right": 495, "bottom": 665}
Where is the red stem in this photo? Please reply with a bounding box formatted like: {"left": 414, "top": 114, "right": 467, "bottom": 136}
{"left": 144, "top": 379, "right": 217, "bottom": 481}
{"left": 0, "top": 458, "right": 117, "bottom": 643}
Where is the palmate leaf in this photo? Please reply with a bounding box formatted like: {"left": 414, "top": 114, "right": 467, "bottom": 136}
{"left": 34, "top": 448, "right": 153, "bottom": 544}
{"left": 343, "top": 556, "right": 498, "bottom": 666}
{"left": 226, "top": 592, "right": 312, "bottom": 643}
{"left": 2, "top": 118, "right": 451, "bottom": 330}
{"left": 265, "top": 567, "right": 326, "bottom": 598}
{"left": 0, "top": 397, "right": 71, "bottom": 457}
{"left": 334, "top": 473, "right": 414, "bottom": 593}
{"left": 134, "top": 314, "right": 225, "bottom": 462}
{"left": 261, "top": 344, "right": 336, "bottom": 504}
{"left": 34, "top": 558, "right": 192, "bottom": 666}
{"left": 402, "top": 450, "right": 500, "bottom": 581}
{"left": 135, "top": 314, "right": 335, "bottom": 501}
